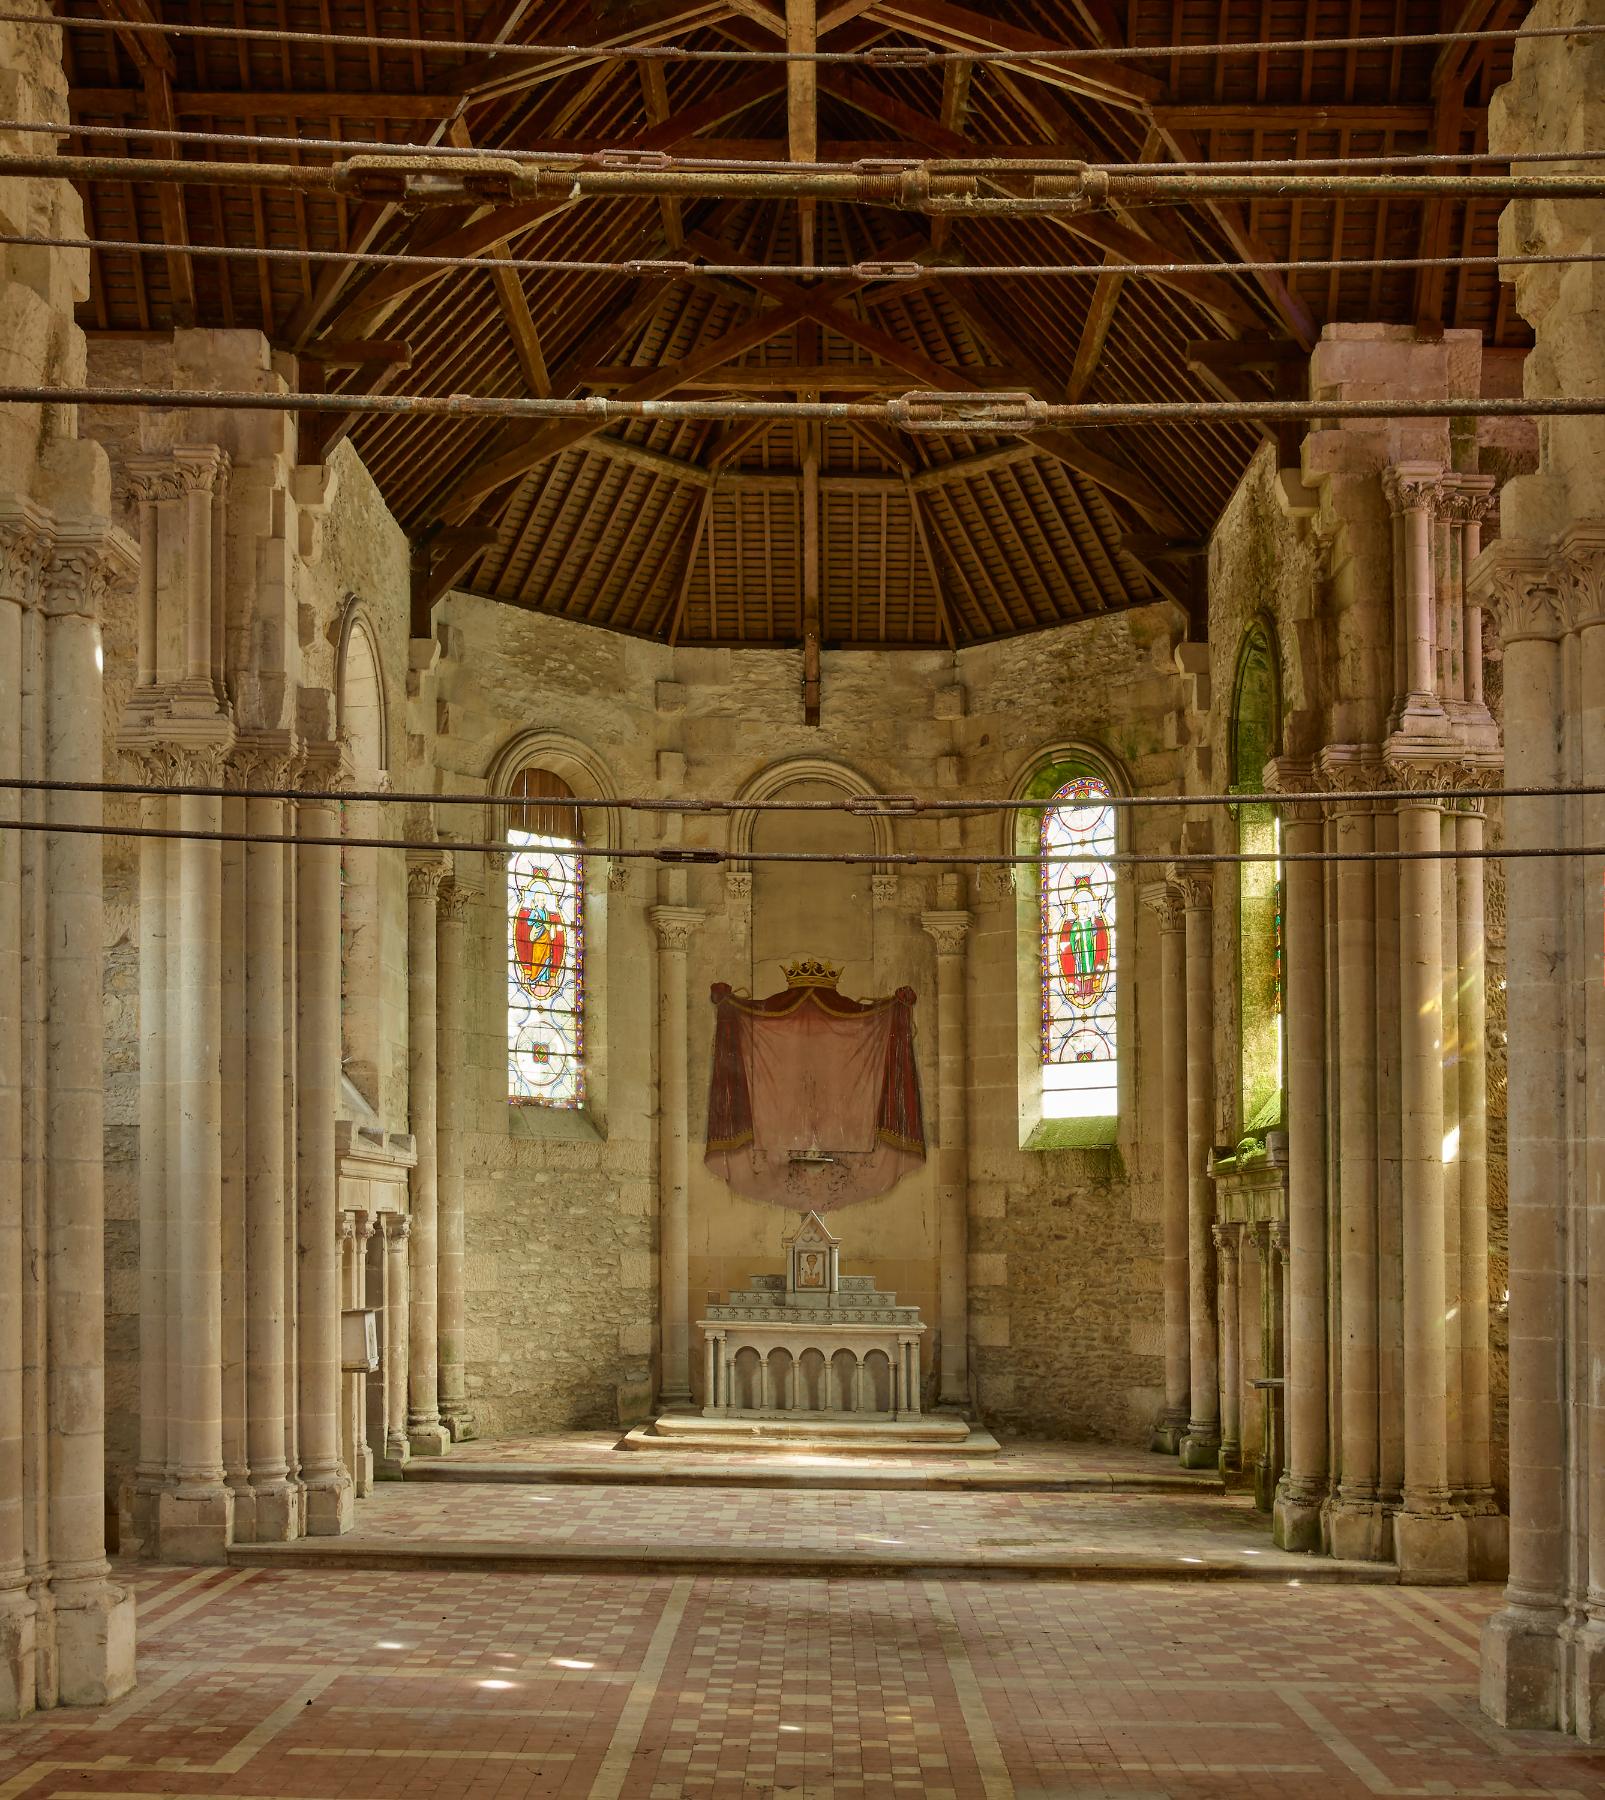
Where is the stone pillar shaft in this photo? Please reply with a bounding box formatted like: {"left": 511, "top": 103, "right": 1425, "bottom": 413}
{"left": 922, "top": 907, "right": 971, "bottom": 1410}
{"left": 1144, "top": 885, "right": 1189, "bottom": 1452}
{"left": 296, "top": 779, "right": 354, "bottom": 1533}
{"left": 406, "top": 858, "right": 449, "bottom": 1456}
{"left": 244, "top": 793, "right": 293, "bottom": 1539}
{"left": 1275, "top": 797, "right": 1329, "bottom": 1549}
{"left": 436, "top": 882, "right": 473, "bottom": 1442}
{"left": 1177, "top": 873, "right": 1220, "bottom": 1468}
{"left": 651, "top": 905, "right": 703, "bottom": 1410}
{"left": 380, "top": 1217, "right": 411, "bottom": 1473}
{"left": 1216, "top": 1224, "right": 1242, "bottom": 1470}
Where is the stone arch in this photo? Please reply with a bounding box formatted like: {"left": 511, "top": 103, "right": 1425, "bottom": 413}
{"left": 335, "top": 601, "right": 388, "bottom": 780}
{"left": 484, "top": 728, "right": 620, "bottom": 855}
{"left": 728, "top": 755, "right": 895, "bottom": 870}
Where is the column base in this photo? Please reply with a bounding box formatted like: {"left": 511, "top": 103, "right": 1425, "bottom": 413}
{"left": 407, "top": 1421, "right": 451, "bottom": 1459}
{"left": 227, "top": 1482, "right": 257, "bottom": 1546}
{"left": 353, "top": 1446, "right": 374, "bottom": 1498}
{"left": 1466, "top": 1508, "right": 1510, "bottom": 1583}
{"left": 443, "top": 1409, "right": 477, "bottom": 1443}
{"left": 1272, "top": 1478, "right": 1326, "bottom": 1553}
{"left": 249, "top": 1480, "right": 299, "bottom": 1543}
{"left": 156, "top": 1483, "right": 236, "bottom": 1563}
{"left": 0, "top": 1592, "right": 36, "bottom": 1720}
{"left": 1481, "top": 1601, "right": 1564, "bottom": 1730}
{"left": 53, "top": 1577, "right": 136, "bottom": 1709}
{"left": 1325, "top": 1495, "right": 1391, "bottom": 1563}
{"left": 1393, "top": 1507, "right": 1469, "bottom": 1585}
{"left": 1219, "top": 1438, "right": 1242, "bottom": 1476}
{"left": 1568, "top": 1619, "right": 1605, "bottom": 1745}
{"left": 1178, "top": 1427, "right": 1220, "bottom": 1470}
{"left": 1149, "top": 1410, "right": 1186, "bottom": 1455}
{"left": 126, "top": 1476, "right": 167, "bottom": 1558}
{"left": 303, "top": 1469, "right": 355, "bottom": 1537}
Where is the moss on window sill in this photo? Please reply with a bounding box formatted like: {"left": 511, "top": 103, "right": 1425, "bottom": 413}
{"left": 1024, "top": 1114, "right": 1119, "bottom": 1152}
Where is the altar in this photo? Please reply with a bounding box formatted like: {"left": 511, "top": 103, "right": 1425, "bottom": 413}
{"left": 696, "top": 1212, "right": 925, "bottom": 1420}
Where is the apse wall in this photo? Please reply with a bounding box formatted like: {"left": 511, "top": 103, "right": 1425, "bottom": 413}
{"left": 433, "top": 592, "right": 1187, "bottom": 1442}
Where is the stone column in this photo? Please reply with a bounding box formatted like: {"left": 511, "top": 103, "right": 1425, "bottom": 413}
{"left": 1389, "top": 758, "right": 1468, "bottom": 1584}
{"left": 1272, "top": 780, "right": 1329, "bottom": 1551}
{"left": 244, "top": 759, "right": 295, "bottom": 1543}
{"left": 1479, "top": 558, "right": 1568, "bottom": 1720}
{"left": 922, "top": 906, "right": 972, "bottom": 1410}
{"left": 340, "top": 1212, "right": 375, "bottom": 1496}
{"left": 651, "top": 904, "right": 703, "bottom": 1410}
{"left": 0, "top": 518, "right": 44, "bottom": 1718}
{"left": 378, "top": 1216, "right": 411, "bottom": 1476}
{"left": 1174, "top": 869, "right": 1220, "bottom": 1469}
{"left": 436, "top": 880, "right": 474, "bottom": 1442}
{"left": 1142, "top": 882, "right": 1190, "bottom": 1453}
{"left": 296, "top": 753, "right": 355, "bottom": 1534}
{"left": 1386, "top": 465, "right": 1449, "bottom": 725}
{"left": 1457, "top": 797, "right": 1504, "bottom": 1578}
{"left": 1214, "top": 1223, "right": 1242, "bottom": 1472}
{"left": 1321, "top": 753, "right": 1387, "bottom": 1561}
{"left": 157, "top": 750, "right": 235, "bottom": 1563}
{"left": 406, "top": 855, "right": 450, "bottom": 1457}
{"left": 40, "top": 537, "right": 137, "bottom": 1700}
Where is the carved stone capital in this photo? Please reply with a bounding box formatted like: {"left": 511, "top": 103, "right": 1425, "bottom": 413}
{"left": 1213, "top": 1219, "right": 1244, "bottom": 1264}
{"left": 1382, "top": 461, "right": 1443, "bottom": 517}
{"left": 406, "top": 855, "right": 449, "bottom": 900}
{"left": 1470, "top": 540, "right": 1565, "bottom": 646}
{"left": 1317, "top": 745, "right": 1386, "bottom": 808}
{"left": 438, "top": 879, "right": 473, "bottom": 924}
{"left": 0, "top": 511, "right": 50, "bottom": 609}
{"left": 651, "top": 904, "right": 704, "bottom": 951}
{"left": 383, "top": 1214, "right": 412, "bottom": 1245}
{"left": 920, "top": 908, "right": 970, "bottom": 955}
{"left": 1439, "top": 474, "right": 1499, "bottom": 526}
{"left": 871, "top": 871, "right": 899, "bottom": 907}
{"left": 1262, "top": 756, "right": 1323, "bottom": 826}
{"left": 298, "top": 738, "right": 352, "bottom": 795}
{"left": 724, "top": 868, "right": 753, "bottom": 905}
{"left": 607, "top": 856, "right": 631, "bottom": 893}
{"left": 121, "top": 731, "right": 235, "bottom": 788}
{"left": 1140, "top": 880, "right": 1184, "bottom": 933}
{"left": 42, "top": 527, "right": 135, "bottom": 621}
{"left": 228, "top": 731, "right": 303, "bottom": 791}
{"left": 977, "top": 864, "right": 1016, "bottom": 908}
{"left": 1557, "top": 524, "right": 1605, "bottom": 632}
{"left": 1166, "top": 863, "right": 1213, "bottom": 910}
{"left": 171, "top": 444, "right": 231, "bottom": 498}
{"left": 1384, "top": 751, "right": 1462, "bottom": 798}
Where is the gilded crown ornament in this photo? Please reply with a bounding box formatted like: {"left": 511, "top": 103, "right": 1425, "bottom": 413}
{"left": 782, "top": 955, "right": 841, "bottom": 988}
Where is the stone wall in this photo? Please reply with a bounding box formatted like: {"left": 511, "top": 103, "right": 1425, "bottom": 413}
{"left": 432, "top": 594, "right": 1185, "bottom": 1443}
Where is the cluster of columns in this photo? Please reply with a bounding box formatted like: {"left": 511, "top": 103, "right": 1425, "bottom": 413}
{"left": 398, "top": 855, "right": 476, "bottom": 1457}
{"left": 0, "top": 506, "right": 138, "bottom": 1716}
{"left": 118, "top": 445, "right": 355, "bottom": 1558}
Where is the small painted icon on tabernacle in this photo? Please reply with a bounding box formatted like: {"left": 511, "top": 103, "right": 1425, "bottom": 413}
{"left": 797, "top": 1250, "right": 825, "bottom": 1288}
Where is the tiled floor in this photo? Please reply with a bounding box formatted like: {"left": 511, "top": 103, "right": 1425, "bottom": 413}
{"left": 5, "top": 1564, "right": 1603, "bottom": 1798}
{"left": 251, "top": 1480, "right": 1344, "bottom": 1577}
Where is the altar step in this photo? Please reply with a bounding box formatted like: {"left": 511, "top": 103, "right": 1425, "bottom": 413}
{"left": 624, "top": 1411, "right": 1000, "bottom": 1457}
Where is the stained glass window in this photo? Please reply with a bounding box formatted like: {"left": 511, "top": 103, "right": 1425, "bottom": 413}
{"left": 1040, "top": 773, "right": 1118, "bottom": 1119}
{"left": 507, "top": 769, "right": 585, "bottom": 1108}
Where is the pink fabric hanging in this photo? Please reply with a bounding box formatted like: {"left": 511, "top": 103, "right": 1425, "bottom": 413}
{"left": 704, "top": 980, "right": 925, "bottom": 1210}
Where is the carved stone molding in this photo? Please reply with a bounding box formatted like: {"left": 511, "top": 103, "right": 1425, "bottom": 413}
{"left": 0, "top": 515, "right": 49, "bottom": 608}
{"left": 1140, "top": 880, "right": 1184, "bottom": 933}
{"left": 920, "top": 908, "right": 971, "bottom": 956}
{"left": 437, "top": 880, "right": 473, "bottom": 925}
{"left": 1166, "top": 864, "right": 1212, "bottom": 910}
{"left": 1381, "top": 461, "right": 1443, "bottom": 517}
{"left": 650, "top": 904, "right": 704, "bottom": 952}
{"left": 1470, "top": 540, "right": 1565, "bottom": 646}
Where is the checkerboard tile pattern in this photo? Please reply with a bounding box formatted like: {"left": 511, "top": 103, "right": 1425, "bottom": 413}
{"left": 5, "top": 1563, "right": 1603, "bottom": 1798}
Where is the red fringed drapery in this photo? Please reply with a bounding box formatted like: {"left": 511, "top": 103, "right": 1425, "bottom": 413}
{"left": 704, "top": 980, "right": 925, "bottom": 1210}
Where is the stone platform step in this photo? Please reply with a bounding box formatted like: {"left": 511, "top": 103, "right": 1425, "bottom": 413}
{"left": 226, "top": 1537, "right": 1397, "bottom": 1584}
{"left": 400, "top": 1456, "right": 1221, "bottom": 1495}
{"left": 622, "top": 1412, "right": 1000, "bottom": 1457}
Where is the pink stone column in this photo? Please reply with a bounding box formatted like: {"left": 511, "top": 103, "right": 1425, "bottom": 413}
{"left": 1390, "top": 762, "right": 1468, "bottom": 1584}
{"left": 1141, "top": 882, "right": 1189, "bottom": 1453}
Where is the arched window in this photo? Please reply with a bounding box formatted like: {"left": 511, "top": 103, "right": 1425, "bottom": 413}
{"left": 1038, "top": 767, "right": 1119, "bottom": 1122}
{"left": 506, "top": 768, "right": 586, "bottom": 1108}
{"left": 337, "top": 610, "right": 388, "bottom": 1114}
{"left": 1230, "top": 622, "right": 1283, "bottom": 1133}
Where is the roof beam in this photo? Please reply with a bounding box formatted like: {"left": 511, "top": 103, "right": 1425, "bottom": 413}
{"left": 861, "top": 0, "right": 1161, "bottom": 111}
{"left": 572, "top": 362, "right": 1029, "bottom": 389}
{"left": 787, "top": 0, "right": 819, "bottom": 263}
